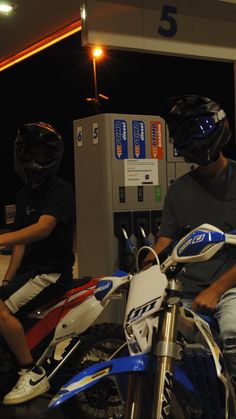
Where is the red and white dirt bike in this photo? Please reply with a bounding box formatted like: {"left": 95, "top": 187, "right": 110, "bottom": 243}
{"left": 0, "top": 272, "right": 130, "bottom": 418}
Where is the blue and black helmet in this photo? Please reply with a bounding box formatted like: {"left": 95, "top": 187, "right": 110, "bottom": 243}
{"left": 161, "top": 95, "right": 231, "bottom": 165}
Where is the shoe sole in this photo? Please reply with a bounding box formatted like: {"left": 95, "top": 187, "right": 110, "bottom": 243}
{"left": 3, "top": 383, "right": 50, "bottom": 405}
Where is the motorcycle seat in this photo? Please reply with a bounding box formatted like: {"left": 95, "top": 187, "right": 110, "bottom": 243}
{"left": 68, "top": 276, "right": 96, "bottom": 289}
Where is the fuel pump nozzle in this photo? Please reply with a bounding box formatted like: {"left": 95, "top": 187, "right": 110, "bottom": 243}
{"left": 121, "top": 227, "right": 137, "bottom": 273}
{"left": 122, "top": 227, "right": 137, "bottom": 255}
{"left": 140, "top": 225, "right": 152, "bottom": 247}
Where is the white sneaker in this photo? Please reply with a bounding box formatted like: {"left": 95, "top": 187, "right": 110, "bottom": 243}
{"left": 3, "top": 367, "right": 50, "bottom": 405}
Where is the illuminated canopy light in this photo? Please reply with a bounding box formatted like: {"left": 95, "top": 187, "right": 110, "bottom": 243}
{"left": 0, "top": 2, "right": 13, "bottom": 13}
{"left": 80, "top": 4, "right": 86, "bottom": 21}
{"left": 0, "top": 19, "right": 82, "bottom": 72}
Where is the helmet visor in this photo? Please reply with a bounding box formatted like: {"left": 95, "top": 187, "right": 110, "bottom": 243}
{"left": 14, "top": 141, "right": 57, "bottom": 167}
{"left": 171, "top": 116, "right": 217, "bottom": 146}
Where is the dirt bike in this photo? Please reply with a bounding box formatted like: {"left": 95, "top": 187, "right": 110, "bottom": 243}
{"left": 48, "top": 223, "right": 236, "bottom": 419}
{"left": 0, "top": 271, "right": 132, "bottom": 418}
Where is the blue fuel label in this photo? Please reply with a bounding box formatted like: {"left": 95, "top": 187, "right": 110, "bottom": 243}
{"left": 132, "top": 121, "right": 146, "bottom": 159}
{"left": 114, "top": 120, "right": 128, "bottom": 159}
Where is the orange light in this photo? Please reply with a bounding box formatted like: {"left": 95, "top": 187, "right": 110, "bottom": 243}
{"left": 92, "top": 47, "right": 103, "bottom": 60}
{"left": 98, "top": 93, "right": 109, "bottom": 100}
{"left": 0, "top": 19, "right": 82, "bottom": 72}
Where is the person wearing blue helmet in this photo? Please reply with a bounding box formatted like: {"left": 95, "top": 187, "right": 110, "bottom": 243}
{"left": 144, "top": 94, "right": 236, "bottom": 385}
{"left": 0, "top": 122, "right": 75, "bottom": 405}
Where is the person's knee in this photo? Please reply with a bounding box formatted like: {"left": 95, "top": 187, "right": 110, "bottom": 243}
{"left": 218, "top": 311, "right": 236, "bottom": 340}
{"left": 223, "top": 340, "right": 236, "bottom": 383}
{"left": 221, "top": 327, "right": 236, "bottom": 341}
{"left": 0, "top": 300, "right": 11, "bottom": 326}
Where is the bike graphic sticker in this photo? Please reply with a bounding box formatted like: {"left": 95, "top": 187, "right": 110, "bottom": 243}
{"left": 95, "top": 280, "right": 113, "bottom": 301}
{"left": 114, "top": 119, "right": 128, "bottom": 159}
{"left": 132, "top": 120, "right": 146, "bottom": 159}
{"left": 150, "top": 121, "right": 163, "bottom": 159}
{"left": 126, "top": 296, "right": 162, "bottom": 323}
{"left": 63, "top": 366, "right": 112, "bottom": 392}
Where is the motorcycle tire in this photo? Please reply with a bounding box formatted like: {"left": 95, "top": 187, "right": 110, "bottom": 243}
{"left": 49, "top": 322, "right": 126, "bottom": 419}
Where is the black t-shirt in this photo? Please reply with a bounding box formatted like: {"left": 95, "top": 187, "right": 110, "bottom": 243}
{"left": 158, "top": 159, "right": 236, "bottom": 298}
{"left": 14, "top": 176, "right": 75, "bottom": 276}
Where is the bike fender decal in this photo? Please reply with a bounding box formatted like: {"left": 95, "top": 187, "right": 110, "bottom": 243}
{"left": 48, "top": 354, "right": 149, "bottom": 408}
{"left": 94, "top": 280, "right": 113, "bottom": 300}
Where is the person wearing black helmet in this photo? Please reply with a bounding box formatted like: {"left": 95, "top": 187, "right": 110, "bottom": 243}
{"left": 144, "top": 94, "right": 236, "bottom": 385}
{"left": 0, "top": 122, "right": 75, "bottom": 404}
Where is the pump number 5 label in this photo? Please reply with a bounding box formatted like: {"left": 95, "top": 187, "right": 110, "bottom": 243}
{"left": 93, "top": 123, "right": 99, "bottom": 144}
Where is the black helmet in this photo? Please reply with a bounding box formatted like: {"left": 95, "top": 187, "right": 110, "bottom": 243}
{"left": 161, "top": 95, "right": 231, "bottom": 165}
{"left": 14, "top": 122, "right": 64, "bottom": 187}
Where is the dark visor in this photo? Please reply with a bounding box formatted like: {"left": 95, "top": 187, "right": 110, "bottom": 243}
{"left": 171, "top": 116, "right": 217, "bottom": 146}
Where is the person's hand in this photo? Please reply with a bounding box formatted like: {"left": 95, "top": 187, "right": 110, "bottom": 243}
{"left": 191, "top": 287, "right": 221, "bottom": 314}
{"left": 1, "top": 279, "right": 10, "bottom": 287}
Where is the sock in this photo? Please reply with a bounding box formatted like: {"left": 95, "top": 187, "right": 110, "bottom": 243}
{"left": 31, "top": 365, "right": 43, "bottom": 374}
{"left": 20, "top": 362, "right": 35, "bottom": 370}
{"left": 20, "top": 363, "right": 42, "bottom": 374}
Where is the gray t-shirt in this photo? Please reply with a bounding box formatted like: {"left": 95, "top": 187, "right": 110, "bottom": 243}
{"left": 158, "top": 159, "right": 236, "bottom": 298}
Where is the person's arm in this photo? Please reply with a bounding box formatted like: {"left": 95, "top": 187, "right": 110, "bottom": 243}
{"left": 0, "top": 214, "right": 57, "bottom": 249}
{"left": 191, "top": 263, "right": 236, "bottom": 313}
{"left": 2, "top": 244, "right": 25, "bottom": 285}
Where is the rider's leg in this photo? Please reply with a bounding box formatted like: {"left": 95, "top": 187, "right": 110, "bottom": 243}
{"left": 214, "top": 287, "right": 236, "bottom": 385}
{"left": 0, "top": 299, "right": 33, "bottom": 365}
{"left": 0, "top": 272, "right": 63, "bottom": 405}
{"left": 0, "top": 298, "right": 50, "bottom": 405}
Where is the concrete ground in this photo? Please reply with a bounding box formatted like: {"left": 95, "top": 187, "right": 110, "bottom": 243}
{"left": 0, "top": 394, "right": 78, "bottom": 419}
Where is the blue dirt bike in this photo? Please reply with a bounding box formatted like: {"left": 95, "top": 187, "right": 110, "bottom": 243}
{"left": 48, "top": 223, "right": 236, "bottom": 419}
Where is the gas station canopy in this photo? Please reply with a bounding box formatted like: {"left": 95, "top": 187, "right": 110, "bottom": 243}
{"left": 0, "top": 0, "right": 236, "bottom": 72}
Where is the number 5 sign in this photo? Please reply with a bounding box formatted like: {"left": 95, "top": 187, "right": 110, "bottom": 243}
{"left": 82, "top": 0, "right": 236, "bottom": 61}
{"left": 158, "top": 5, "right": 178, "bottom": 38}
{"left": 93, "top": 122, "right": 99, "bottom": 144}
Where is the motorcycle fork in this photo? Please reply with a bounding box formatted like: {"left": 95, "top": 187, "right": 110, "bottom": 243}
{"left": 152, "top": 278, "right": 182, "bottom": 419}
{"left": 124, "top": 373, "right": 144, "bottom": 419}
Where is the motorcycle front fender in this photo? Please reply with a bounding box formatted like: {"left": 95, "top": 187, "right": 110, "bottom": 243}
{"left": 48, "top": 353, "right": 149, "bottom": 408}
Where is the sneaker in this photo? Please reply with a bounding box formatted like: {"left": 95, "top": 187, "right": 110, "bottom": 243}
{"left": 3, "top": 367, "right": 50, "bottom": 405}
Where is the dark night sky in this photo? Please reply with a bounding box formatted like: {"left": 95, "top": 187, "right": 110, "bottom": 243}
{"left": 0, "top": 31, "right": 235, "bottom": 223}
